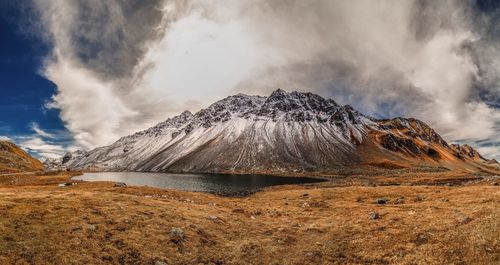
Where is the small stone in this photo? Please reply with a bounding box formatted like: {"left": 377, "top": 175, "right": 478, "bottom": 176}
{"left": 395, "top": 197, "right": 405, "bottom": 204}
{"left": 170, "top": 227, "right": 185, "bottom": 243}
{"left": 369, "top": 212, "right": 380, "bottom": 220}
{"left": 208, "top": 216, "right": 218, "bottom": 221}
{"left": 114, "top": 182, "right": 127, "bottom": 188}
{"left": 300, "top": 193, "right": 309, "bottom": 197}
{"left": 375, "top": 198, "right": 388, "bottom": 204}
{"left": 155, "top": 260, "right": 168, "bottom": 265}
{"left": 458, "top": 216, "right": 472, "bottom": 225}
{"left": 101, "top": 255, "right": 113, "bottom": 262}
{"left": 415, "top": 195, "right": 425, "bottom": 202}
{"left": 87, "top": 224, "right": 97, "bottom": 231}
{"left": 439, "top": 198, "right": 449, "bottom": 202}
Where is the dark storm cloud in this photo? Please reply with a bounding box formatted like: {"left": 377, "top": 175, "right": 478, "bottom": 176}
{"left": 51, "top": 0, "right": 194, "bottom": 82}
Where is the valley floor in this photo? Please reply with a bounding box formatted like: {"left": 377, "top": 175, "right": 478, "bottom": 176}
{"left": 0, "top": 171, "right": 498, "bottom": 264}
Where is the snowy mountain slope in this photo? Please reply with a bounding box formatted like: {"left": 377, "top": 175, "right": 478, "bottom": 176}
{"left": 55, "top": 89, "right": 497, "bottom": 173}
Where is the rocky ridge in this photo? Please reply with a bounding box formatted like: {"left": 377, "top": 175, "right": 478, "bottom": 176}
{"left": 49, "top": 89, "right": 497, "bottom": 174}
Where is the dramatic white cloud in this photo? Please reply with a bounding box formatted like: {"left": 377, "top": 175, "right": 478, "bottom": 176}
{"left": 18, "top": 136, "right": 66, "bottom": 159}
{"left": 30, "top": 0, "right": 499, "bottom": 159}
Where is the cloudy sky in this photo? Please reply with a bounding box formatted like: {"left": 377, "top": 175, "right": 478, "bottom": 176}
{"left": 0, "top": 0, "right": 498, "bottom": 160}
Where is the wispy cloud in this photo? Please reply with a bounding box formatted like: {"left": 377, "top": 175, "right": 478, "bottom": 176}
{"left": 29, "top": 122, "right": 55, "bottom": 139}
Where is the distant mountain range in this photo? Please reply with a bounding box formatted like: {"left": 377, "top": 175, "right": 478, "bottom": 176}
{"left": 47, "top": 89, "right": 498, "bottom": 174}
{"left": 0, "top": 141, "right": 43, "bottom": 174}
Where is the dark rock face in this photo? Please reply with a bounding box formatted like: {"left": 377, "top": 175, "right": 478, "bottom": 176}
{"left": 450, "top": 144, "right": 485, "bottom": 161}
{"left": 380, "top": 134, "right": 421, "bottom": 156}
{"left": 62, "top": 153, "right": 73, "bottom": 164}
{"left": 426, "top": 148, "right": 440, "bottom": 159}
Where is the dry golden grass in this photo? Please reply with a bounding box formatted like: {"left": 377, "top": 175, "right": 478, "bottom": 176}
{"left": 0, "top": 172, "right": 498, "bottom": 264}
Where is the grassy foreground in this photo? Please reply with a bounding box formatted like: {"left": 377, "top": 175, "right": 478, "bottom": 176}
{"left": 0, "top": 172, "right": 498, "bottom": 264}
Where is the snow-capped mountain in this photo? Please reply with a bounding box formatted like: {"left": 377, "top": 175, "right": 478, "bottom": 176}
{"left": 56, "top": 89, "right": 497, "bottom": 173}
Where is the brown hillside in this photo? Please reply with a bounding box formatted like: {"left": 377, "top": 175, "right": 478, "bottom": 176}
{"left": 0, "top": 141, "right": 44, "bottom": 173}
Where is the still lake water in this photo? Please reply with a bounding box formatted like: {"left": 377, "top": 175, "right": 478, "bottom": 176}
{"left": 73, "top": 172, "right": 325, "bottom": 196}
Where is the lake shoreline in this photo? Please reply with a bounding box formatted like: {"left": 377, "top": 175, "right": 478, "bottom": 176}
{"left": 72, "top": 171, "right": 327, "bottom": 197}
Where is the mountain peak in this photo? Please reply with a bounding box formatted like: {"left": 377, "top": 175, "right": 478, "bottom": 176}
{"left": 262, "top": 89, "right": 341, "bottom": 116}
{"left": 52, "top": 90, "right": 496, "bottom": 174}
{"left": 269, "top": 88, "right": 288, "bottom": 98}
{"left": 180, "top": 110, "right": 193, "bottom": 118}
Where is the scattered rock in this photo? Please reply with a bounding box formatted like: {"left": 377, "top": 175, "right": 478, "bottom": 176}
{"left": 154, "top": 261, "right": 168, "bottom": 265}
{"left": 458, "top": 216, "right": 472, "bottom": 225}
{"left": 439, "top": 198, "right": 449, "bottom": 202}
{"left": 208, "top": 216, "right": 218, "bottom": 221}
{"left": 87, "top": 224, "right": 97, "bottom": 231}
{"left": 275, "top": 235, "right": 297, "bottom": 246}
{"left": 356, "top": 197, "right": 365, "bottom": 203}
{"left": 493, "top": 182, "right": 499, "bottom": 186}
{"left": 170, "top": 227, "right": 185, "bottom": 244}
{"left": 369, "top": 212, "right": 380, "bottom": 220}
{"left": 395, "top": 197, "right": 405, "bottom": 204}
{"left": 414, "top": 233, "right": 429, "bottom": 246}
{"left": 251, "top": 210, "right": 263, "bottom": 215}
{"left": 375, "top": 198, "right": 388, "bottom": 204}
{"left": 415, "top": 195, "right": 425, "bottom": 202}
{"left": 114, "top": 182, "right": 127, "bottom": 188}
{"left": 232, "top": 208, "right": 245, "bottom": 214}
{"left": 300, "top": 193, "right": 309, "bottom": 198}
{"left": 58, "top": 182, "right": 73, "bottom": 187}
